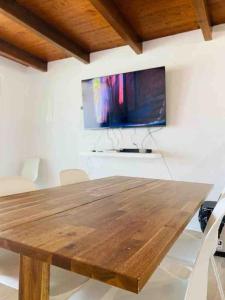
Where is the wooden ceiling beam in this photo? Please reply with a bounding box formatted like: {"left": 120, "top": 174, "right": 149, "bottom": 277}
{"left": 192, "top": 0, "right": 212, "bottom": 41}
{"left": 0, "top": 38, "right": 47, "bottom": 72}
{"left": 90, "top": 0, "right": 142, "bottom": 54}
{"left": 0, "top": 0, "right": 90, "bottom": 64}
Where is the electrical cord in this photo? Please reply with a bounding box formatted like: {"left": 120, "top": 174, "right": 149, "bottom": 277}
{"left": 107, "top": 129, "right": 115, "bottom": 150}
{"left": 150, "top": 127, "right": 164, "bottom": 134}
{"left": 90, "top": 126, "right": 172, "bottom": 181}
{"left": 148, "top": 128, "right": 174, "bottom": 180}
{"left": 93, "top": 131, "right": 104, "bottom": 150}
{"left": 141, "top": 127, "right": 163, "bottom": 149}
{"left": 141, "top": 129, "right": 151, "bottom": 149}
{"left": 118, "top": 128, "right": 123, "bottom": 149}
{"left": 111, "top": 129, "right": 120, "bottom": 149}
{"left": 130, "top": 128, "right": 139, "bottom": 148}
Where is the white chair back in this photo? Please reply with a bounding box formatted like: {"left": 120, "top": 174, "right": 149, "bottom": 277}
{"left": 0, "top": 177, "right": 36, "bottom": 197}
{"left": 60, "top": 169, "right": 89, "bottom": 186}
{"left": 185, "top": 197, "right": 225, "bottom": 300}
{"left": 20, "top": 158, "right": 40, "bottom": 182}
{"left": 219, "top": 186, "right": 225, "bottom": 199}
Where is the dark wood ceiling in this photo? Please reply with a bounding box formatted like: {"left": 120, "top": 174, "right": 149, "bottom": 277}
{"left": 0, "top": 0, "right": 224, "bottom": 71}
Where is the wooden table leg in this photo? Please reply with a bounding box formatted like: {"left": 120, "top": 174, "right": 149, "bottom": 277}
{"left": 19, "top": 255, "right": 50, "bottom": 300}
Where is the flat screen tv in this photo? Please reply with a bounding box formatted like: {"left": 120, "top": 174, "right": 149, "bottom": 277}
{"left": 82, "top": 66, "right": 166, "bottom": 129}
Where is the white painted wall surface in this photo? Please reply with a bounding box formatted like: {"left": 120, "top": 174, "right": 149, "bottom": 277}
{"left": 0, "top": 57, "right": 35, "bottom": 177}
{"left": 29, "top": 25, "right": 225, "bottom": 207}
{"left": 4, "top": 25, "right": 225, "bottom": 228}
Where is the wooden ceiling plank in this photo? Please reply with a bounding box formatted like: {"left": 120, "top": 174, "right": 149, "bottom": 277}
{"left": 90, "top": 0, "right": 142, "bottom": 54}
{"left": 0, "top": 0, "right": 90, "bottom": 63}
{"left": 192, "top": 0, "right": 212, "bottom": 41}
{"left": 0, "top": 38, "right": 47, "bottom": 72}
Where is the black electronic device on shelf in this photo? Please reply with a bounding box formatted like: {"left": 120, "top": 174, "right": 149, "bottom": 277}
{"left": 118, "top": 149, "right": 152, "bottom": 153}
{"left": 91, "top": 149, "right": 153, "bottom": 154}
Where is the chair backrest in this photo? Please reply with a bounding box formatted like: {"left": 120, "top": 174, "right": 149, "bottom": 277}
{"left": 20, "top": 158, "right": 40, "bottom": 182}
{"left": 185, "top": 197, "right": 225, "bottom": 300}
{"left": 0, "top": 177, "right": 36, "bottom": 197}
{"left": 60, "top": 169, "right": 89, "bottom": 186}
{"left": 219, "top": 185, "right": 225, "bottom": 199}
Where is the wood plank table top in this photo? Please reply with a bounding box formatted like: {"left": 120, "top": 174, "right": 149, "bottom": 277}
{"left": 0, "top": 176, "right": 213, "bottom": 294}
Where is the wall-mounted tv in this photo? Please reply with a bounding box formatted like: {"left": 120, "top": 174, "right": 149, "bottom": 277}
{"left": 82, "top": 66, "right": 166, "bottom": 129}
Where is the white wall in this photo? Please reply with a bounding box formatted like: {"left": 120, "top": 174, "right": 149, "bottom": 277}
{"left": 2, "top": 25, "right": 225, "bottom": 230}
{"left": 0, "top": 57, "right": 35, "bottom": 176}
{"left": 27, "top": 24, "right": 225, "bottom": 212}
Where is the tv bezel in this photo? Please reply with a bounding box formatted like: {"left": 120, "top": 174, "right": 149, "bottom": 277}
{"left": 81, "top": 66, "right": 166, "bottom": 130}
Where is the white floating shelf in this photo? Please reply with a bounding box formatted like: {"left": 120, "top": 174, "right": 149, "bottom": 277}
{"left": 80, "top": 151, "right": 162, "bottom": 159}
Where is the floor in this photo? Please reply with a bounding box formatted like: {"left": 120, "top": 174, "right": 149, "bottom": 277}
{"left": 208, "top": 256, "right": 225, "bottom": 300}
{"left": 0, "top": 256, "right": 223, "bottom": 299}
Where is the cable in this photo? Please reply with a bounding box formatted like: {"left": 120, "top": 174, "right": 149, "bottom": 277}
{"left": 148, "top": 128, "right": 174, "bottom": 180}
{"left": 130, "top": 128, "right": 138, "bottom": 148}
{"left": 150, "top": 127, "right": 164, "bottom": 134}
{"left": 111, "top": 129, "right": 120, "bottom": 149}
{"left": 141, "top": 129, "right": 151, "bottom": 149}
{"left": 107, "top": 129, "right": 115, "bottom": 150}
{"left": 118, "top": 128, "right": 123, "bottom": 149}
{"left": 93, "top": 131, "right": 104, "bottom": 150}
{"left": 141, "top": 127, "right": 163, "bottom": 149}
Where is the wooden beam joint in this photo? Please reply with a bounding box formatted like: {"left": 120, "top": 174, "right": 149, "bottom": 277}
{"left": 0, "top": 39, "right": 47, "bottom": 72}
{"left": 192, "top": 0, "right": 212, "bottom": 41}
{"left": 90, "top": 0, "right": 142, "bottom": 54}
{"left": 0, "top": 0, "right": 90, "bottom": 64}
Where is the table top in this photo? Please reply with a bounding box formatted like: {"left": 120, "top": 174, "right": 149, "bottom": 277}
{"left": 0, "top": 176, "right": 212, "bottom": 293}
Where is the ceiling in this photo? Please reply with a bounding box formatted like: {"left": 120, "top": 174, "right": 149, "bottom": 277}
{"left": 0, "top": 0, "right": 223, "bottom": 71}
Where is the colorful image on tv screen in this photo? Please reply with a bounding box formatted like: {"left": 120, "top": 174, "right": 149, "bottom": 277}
{"left": 82, "top": 67, "right": 166, "bottom": 129}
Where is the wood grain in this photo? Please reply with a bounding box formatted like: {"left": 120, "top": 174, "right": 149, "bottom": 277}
{"left": 0, "top": 176, "right": 152, "bottom": 231}
{"left": 18, "top": 0, "right": 125, "bottom": 54}
{"left": 89, "top": 0, "right": 142, "bottom": 54}
{"left": 0, "top": 0, "right": 90, "bottom": 63}
{"left": 209, "top": 0, "right": 225, "bottom": 26}
{"left": 0, "top": 38, "right": 47, "bottom": 71}
{"left": 0, "top": 0, "right": 225, "bottom": 68}
{"left": 0, "top": 176, "right": 212, "bottom": 294}
{"left": 192, "top": 0, "right": 212, "bottom": 40}
{"left": 113, "top": 0, "right": 199, "bottom": 41}
{"left": 0, "top": 12, "right": 70, "bottom": 62}
{"left": 19, "top": 255, "right": 50, "bottom": 300}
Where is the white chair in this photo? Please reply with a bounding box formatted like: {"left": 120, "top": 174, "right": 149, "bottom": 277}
{"left": 0, "top": 250, "right": 88, "bottom": 300}
{"left": 60, "top": 169, "right": 89, "bottom": 186}
{"left": 0, "top": 282, "right": 17, "bottom": 300}
{"left": 168, "top": 188, "right": 225, "bottom": 265}
{"left": 166, "top": 190, "right": 225, "bottom": 299}
{"left": 0, "top": 177, "right": 36, "bottom": 196}
{"left": 166, "top": 229, "right": 203, "bottom": 266}
{"left": 67, "top": 197, "right": 225, "bottom": 300}
{"left": 0, "top": 178, "right": 88, "bottom": 300}
{"left": 20, "top": 157, "right": 40, "bottom": 182}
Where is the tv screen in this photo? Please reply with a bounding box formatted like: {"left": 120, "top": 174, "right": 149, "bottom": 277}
{"left": 82, "top": 66, "right": 166, "bottom": 129}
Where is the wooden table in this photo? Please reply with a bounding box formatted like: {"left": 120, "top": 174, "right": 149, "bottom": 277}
{"left": 0, "top": 176, "right": 212, "bottom": 299}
